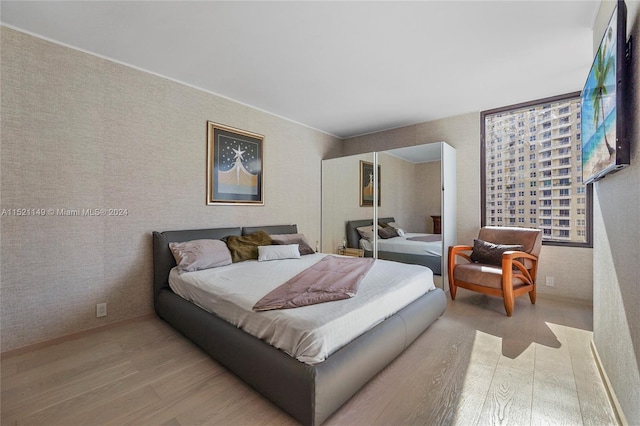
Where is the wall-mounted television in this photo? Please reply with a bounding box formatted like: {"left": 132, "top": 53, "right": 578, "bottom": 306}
{"left": 581, "top": 0, "right": 631, "bottom": 184}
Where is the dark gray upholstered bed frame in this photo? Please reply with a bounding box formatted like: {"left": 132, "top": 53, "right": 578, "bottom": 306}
{"left": 346, "top": 217, "right": 442, "bottom": 275}
{"left": 153, "top": 224, "right": 446, "bottom": 425}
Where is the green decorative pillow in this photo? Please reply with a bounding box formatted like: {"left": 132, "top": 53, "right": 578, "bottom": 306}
{"left": 470, "top": 239, "right": 524, "bottom": 266}
{"left": 225, "top": 231, "right": 273, "bottom": 263}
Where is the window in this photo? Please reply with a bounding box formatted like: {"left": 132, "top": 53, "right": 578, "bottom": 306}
{"left": 481, "top": 92, "right": 591, "bottom": 246}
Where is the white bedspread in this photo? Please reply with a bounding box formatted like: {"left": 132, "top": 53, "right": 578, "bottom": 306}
{"left": 360, "top": 233, "right": 442, "bottom": 256}
{"left": 169, "top": 253, "right": 435, "bottom": 364}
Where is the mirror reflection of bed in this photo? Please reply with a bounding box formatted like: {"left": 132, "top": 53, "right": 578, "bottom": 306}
{"left": 346, "top": 217, "right": 442, "bottom": 275}
{"left": 322, "top": 142, "right": 456, "bottom": 289}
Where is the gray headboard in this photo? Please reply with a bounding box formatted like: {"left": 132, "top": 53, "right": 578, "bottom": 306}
{"left": 242, "top": 224, "right": 297, "bottom": 236}
{"left": 152, "top": 224, "right": 298, "bottom": 298}
{"left": 345, "top": 217, "right": 395, "bottom": 249}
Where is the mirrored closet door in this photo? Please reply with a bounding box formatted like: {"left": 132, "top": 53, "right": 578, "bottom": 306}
{"left": 321, "top": 142, "right": 456, "bottom": 291}
{"left": 321, "top": 152, "right": 374, "bottom": 256}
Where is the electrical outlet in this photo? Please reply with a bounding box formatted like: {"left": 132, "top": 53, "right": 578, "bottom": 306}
{"left": 96, "top": 303, "right": 107, "bottom": 317}
{"left": 545, "top": 276, "right": 555, "bottom": 287}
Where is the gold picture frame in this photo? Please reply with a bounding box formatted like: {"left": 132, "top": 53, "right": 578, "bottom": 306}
{"left": 207, "top": 122, "right": 264, "bottom": 205}
{"left": 359, "top": 160, "right": 380, "bottom": 207}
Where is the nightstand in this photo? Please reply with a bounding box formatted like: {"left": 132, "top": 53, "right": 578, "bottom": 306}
{"left": 431, "top": 215, "right": 442, "bottom": 234}
{"left": 337, "top": 247, "right": 364, "bottom": 257}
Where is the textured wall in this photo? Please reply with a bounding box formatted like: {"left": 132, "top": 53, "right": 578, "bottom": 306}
{"left": 344, "top": 112, "right": 594, "bottom": 302}
{"left": 0, "top": 27, "right": 341, "bottom": 352}
{"left": 592, "top": 1, "right": 640, "bottom": 423}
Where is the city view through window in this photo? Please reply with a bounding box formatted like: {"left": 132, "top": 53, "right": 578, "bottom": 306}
{"left": 481, "top": 94, "right": 590, "bottom": 245}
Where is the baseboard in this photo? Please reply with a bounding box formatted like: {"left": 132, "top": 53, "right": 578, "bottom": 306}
{"left": 0, "top": 314, "right": 154, "bottom": 359}
{"left": 590, "top": 339, "right": 628, "bottom": 426}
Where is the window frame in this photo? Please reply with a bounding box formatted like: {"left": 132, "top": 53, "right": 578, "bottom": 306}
{"left": 480, "top": 92, "right": 593, "bottom": 248}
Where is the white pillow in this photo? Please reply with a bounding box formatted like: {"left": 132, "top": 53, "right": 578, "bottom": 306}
{"left": 258, "top": 244, "right": 301, "bottom": 261}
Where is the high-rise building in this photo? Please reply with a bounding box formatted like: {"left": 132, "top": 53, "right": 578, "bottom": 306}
{"left": 483, "top": 97, "right": 587, "bottom": 244}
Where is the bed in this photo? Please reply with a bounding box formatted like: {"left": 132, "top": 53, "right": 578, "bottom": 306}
{"left": 153, "top": 224, "right": 446, "bottom": 425}
{"left": 346, "top": 217, "right": 443, "bottom": 275}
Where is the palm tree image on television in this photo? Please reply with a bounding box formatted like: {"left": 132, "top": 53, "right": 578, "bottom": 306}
{"left": 581, "top": 11, "right": 617, "bottom": 182}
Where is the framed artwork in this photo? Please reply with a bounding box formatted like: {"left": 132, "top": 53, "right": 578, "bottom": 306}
{"left": 359, "top": 160, "right": 380, "bottom": 207}
{"left": 207, "top": 122, "right": 264, "bottom": 205}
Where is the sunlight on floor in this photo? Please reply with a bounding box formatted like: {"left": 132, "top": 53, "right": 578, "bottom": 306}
{"left": 451, "top": 320, "right": 609, "bottom": 426}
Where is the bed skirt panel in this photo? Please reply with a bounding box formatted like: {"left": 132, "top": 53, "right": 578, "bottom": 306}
{"left": 155, "top": 290, "right": 315, "bottom": 424}
{"left": 155, "top": 287, "right": 446, "bottom": 425}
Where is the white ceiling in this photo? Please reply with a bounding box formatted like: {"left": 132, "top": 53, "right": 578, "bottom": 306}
{"left": 1, "top": 1, "right": 599, "bottom": 139}
{"left": 385, "top": 143, "right": 443, "bottom": 163}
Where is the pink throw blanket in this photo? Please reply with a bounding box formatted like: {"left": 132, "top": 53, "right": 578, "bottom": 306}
{"left": 253, "top": 255, "right": 375, "bottom": 311}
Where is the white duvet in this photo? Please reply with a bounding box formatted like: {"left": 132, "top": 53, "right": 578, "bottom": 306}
{"left": 360, "top": 233, "right": 442, "bottom": 256}
{"left": 169, "top": 253, "right": 435, "bottom": 364}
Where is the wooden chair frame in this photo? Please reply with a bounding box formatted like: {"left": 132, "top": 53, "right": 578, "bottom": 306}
{"left": 448, "top": 245, "right": 539, "bottom": 316}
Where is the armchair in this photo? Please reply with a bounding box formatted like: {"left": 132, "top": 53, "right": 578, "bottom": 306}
{"left": 448, "top": 226, "right": 542, "bottom": 316}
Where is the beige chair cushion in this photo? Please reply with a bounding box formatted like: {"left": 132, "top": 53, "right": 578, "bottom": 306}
{"left": 454, "top": 263, "right": 527, "bottom": 290}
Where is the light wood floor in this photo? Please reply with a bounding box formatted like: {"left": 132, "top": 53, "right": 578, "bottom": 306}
{"left": 1, "top": 291, "right": 617, "bottom": 426}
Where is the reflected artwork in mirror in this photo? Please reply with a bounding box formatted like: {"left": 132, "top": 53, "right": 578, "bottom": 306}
{"left": 359, "top": 160, "right": 381, "bottom": 207}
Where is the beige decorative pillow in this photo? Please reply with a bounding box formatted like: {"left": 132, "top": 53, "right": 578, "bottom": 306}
{"left": 169, "top": 239, "right": 232, "bottom": 273}
{"left": 270, "top": 233, "right": 315, "bottom": 255}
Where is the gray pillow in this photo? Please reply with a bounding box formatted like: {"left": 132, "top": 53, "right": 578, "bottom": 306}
{"left": 470, "top": 239, "right": 524, "bottom": 266}
{"left": 356, "top": 225, "right": 377, "bottom": 241}
{"left": 269, "top": 233, "right": 315, "bottom": 255}
{"left": 169, "top": 239, "right": 232, "bottom": 273}
{"left": 378, "top": 226, "right": 398, "bottom": 239}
